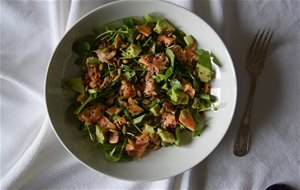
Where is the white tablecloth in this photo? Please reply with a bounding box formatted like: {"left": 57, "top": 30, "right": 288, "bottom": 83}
{"left": 1, "top": 0, "right": 300, "bottom": 189}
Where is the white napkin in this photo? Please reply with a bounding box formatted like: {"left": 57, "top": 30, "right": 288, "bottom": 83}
{"left": 1, "top": 0, "right": 299, "bottom": 189}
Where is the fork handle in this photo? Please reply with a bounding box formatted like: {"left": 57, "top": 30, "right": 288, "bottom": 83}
{"left": 233, "top": 78, "right": 257, "bottom": 157}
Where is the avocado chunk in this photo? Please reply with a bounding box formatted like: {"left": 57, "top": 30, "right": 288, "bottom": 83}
{"left": 95, "top": 125, "right": 106, "bottom": 144}
{"left": 157, "top": 128, "right": 175, "bottom": 144}
{"left": 143, "top": 14, "right": 158, "bottom": 23}
{"left": 192, "top": 97, "right": 206, "bottom": 111}
{"left": 85, "top": 56, "right": 99, "bottom": 65}
{"left": 184, "top": 35, "right": 195, "bottom": 47}
{"left": 169, "top": 89, "right": 189, "bottom": 105}
{"left": 150, "top": 104, "right": 161, "bottom": 116}
{"left": 145, "top": 124, "right": 155, "bottom": 134}
{"left": 125, "top": 43, "right": 142, "bottom": 58}
{"left": 196, "top": 63, "right": 214, "bottom": 82}
{"left": 153, "top": 19, "right": 175, "bottom": 34}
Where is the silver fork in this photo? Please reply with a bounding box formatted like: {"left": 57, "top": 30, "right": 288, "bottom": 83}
{"left": 233, "top": 29, "right": 274, "bottom": 157}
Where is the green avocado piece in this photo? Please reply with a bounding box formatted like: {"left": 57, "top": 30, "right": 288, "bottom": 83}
{"left": 85, "top": 56, "right": 99, "bottom": 65}
{"left": 196, "top": 63, "right": 213, "bottom": 82}
{"left": 153, "top": 19, "right": 175, "bottom": 34}
{"left": 157, "top": 128, "right": 175, "bottom": 144}
{"left": 145, "top": 124, "right": 155, "bottom": 134}
{"left": 150, "top": 104, "right": 161, "bottom": 116}
{"left": 125, "top": 43, "right": 142, "bottom": 58}
{"left": 192, "top": 97, "right": 206, "bottom": 111}
{"left": 143, "top": 14, "right": 158, "bottom": 23}
{"left": 95, "top": 125, "right": 105, "bottom": 144}
{"left": 169, "top": 89, "right": 189, "bottom": 105}
{"left": 183, "top": 35, "right": 195, "bottom": 47}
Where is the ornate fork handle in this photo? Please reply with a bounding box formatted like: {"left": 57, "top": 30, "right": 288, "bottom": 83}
{"left": 233, "top": 77, "right": 257, "bottom": 157}
{"left": 233, "top": 29, "right": 273, "bottom": 157}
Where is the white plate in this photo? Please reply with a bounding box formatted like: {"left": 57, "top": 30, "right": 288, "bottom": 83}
{"left": 45, "top": 0, "right": 237, "bottom": 181}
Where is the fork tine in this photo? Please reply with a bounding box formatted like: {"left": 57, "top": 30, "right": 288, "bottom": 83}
{"left": 251, "top": 29, "right": 266, "bottom": 63}
{"left": 259, "top": 29, "right": 274, "bottom": 65}
{"left": 246, "top": 29, "right": 262, "bottom": 60}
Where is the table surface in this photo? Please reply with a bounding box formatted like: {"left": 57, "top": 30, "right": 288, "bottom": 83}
{"left": 1, "top": 0, "right": 300, "bottom": 189}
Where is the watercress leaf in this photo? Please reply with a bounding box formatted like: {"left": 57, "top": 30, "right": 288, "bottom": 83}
{"left": 127, "top": 28, "right": 138, "bottom": 43}
{"left": 123, "top": 17, "right": 134, "bottom": 27}
{"left": 133, "top": 114, "right": 147, "bottom": 124}
{"left": 72, "top": 40, "right": 90, "bottom": 56}
{"left": 195, "top": 49, "right": 205, "bottom": 56}
{"left": 74, "top": 93, "right": 98, "bottom": 114}
{"left": 105, "top": 146, "right": 122, "bottom": 162}
{"left": 173, "top": 29, "right": 186, "bottom": 46}
{"left": 164, "top": 67, "right": 173, "bottom": 80}
{"left": 101, "top": 143, "right": 115, "bottom": 151}
{"left": 192, "top": 77, "right": 201, "bottom": 92}
{"left": 165, "top": 48, "right": 175, "bottom": 68}
{"left": 81, "top": 35, "right": 96, "bottom": 47}
{"left": 191, "top": 110, "right": 206, "bottom": 137}
{"left": 169, "top": 78, "right": 183, "bottom": 90}
{"left": 152, "top": 74, "right": 165, "bottom": 83}
{"left": 175, "top": 126, "right": 182, "bottom": 146}
{"left": 199, "top": 52, "right": 212, "bottom": 69}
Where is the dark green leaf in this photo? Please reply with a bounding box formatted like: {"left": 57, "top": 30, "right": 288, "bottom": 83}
{"left": 133, "top": 114, "right": 147, "bottom": 124}
{"left": 104, "top": 137, "right": 128, "bottom": 162}
{"left": 191, "top": 110, "right": 206, "bottom": 137}
{"left": 152, "top": 74, "right": 164, "bottom": 83}
{"left": 169, "top": 78, "right": 183, "bottom": 90}
{"left": 199, "top": 54, "right": 212, "bottom": 69}
{"left": 123, "top": 17, "right": 134, "bottom": 27}
{"left": 164, "top": 67, "right": 173, "bottom": 80}
{"left": 166, "top": 48, "right": 175, "bottom": 68}
{"left": 72, "top": 40, "right": 90, "bottom": 56}
{"left": 195, "top": 49, "right": 205, "bottom": 56}
{"left": 173, "top": 29, "right": 186, "bottom": 46}
{"left": 211, "top": 53, "right": 222, "bottom": 67}
{"left": 74, "top": 93, "right": 97, "bottom": 114}
{"left": 127, "top": 28, "right": 138, "bottom": 43}
{"left": 175, "top": 126, "right": 182, "bottom": 146}
{"left": 193, "top": 77, "right": 201, "bottom": 92}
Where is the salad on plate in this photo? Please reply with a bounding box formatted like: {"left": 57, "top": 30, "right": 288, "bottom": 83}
{"left": 64, "top": 14, "right": 220, "bottom": 162}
